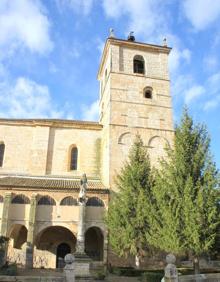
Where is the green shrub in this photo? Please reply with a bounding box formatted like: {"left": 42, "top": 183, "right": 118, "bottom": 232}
{"left": 111, "top": 267, "right": 144, "bottom": 277}
{"left": 141, "top": 271, "right": 164, "bottom": 282}
{"left": 94, "top": 270, "right": 106, "bottom": 280}
{"left": 0, "top": 263, "right": 17, "bottom": 276}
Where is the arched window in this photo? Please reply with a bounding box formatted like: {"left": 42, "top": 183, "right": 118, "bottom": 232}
{"left": 143, "top": 87, "right": 153, "bottom": 99}
{"left": 133, "top": 55, "right": 145, "bottom": 74}
{"left": 60, "top": 196, "right": 77, "bottom": 206}
{"left": 70, "top": 147, "right": 78, "bottom": 171}
{"left": 11, "top": 194, "right": 30, "bottom": 204}
{"left": 86, "top": 197, "right": 104, "bottom": 207}
{"left": 0, "top": 143, "right": 5, "bottom": 167}
{"left": 0, "top": 195, "right": 3, "bottom": 203}
{"left": 38, "top": 196, "right": 56, "bottom": 205}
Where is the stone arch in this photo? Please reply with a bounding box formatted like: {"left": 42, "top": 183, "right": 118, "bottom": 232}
{"left": 36, "top": 222, "right": 76, "bottom": 236}
{"left": 148, "top": 136, "right": 170, "bottom": 165}
{"left": 35, "top": 225, "right": 77, "bottom": 268}
{"left": 8, "top": 224, "right": 28, "bottom": 249}
{"left": 11, "top": 194, "right": 30, "bottom": 204}
{"left": 60, "top": 196, "right": 77, "bottom": 206}
{"left": 148, "top": 135, "right": 170, "bottom": 148}
{"left": 118, "top": 132, "right": 131, "bottom": 145}
{"left": 85, "top": 226, "right": 104, "bottom": 261}
{"left": 86, "top": 197, "right": 105, "bottom": 207}
{"left": 38, "top": 195, "right": 56, "bottom": 205}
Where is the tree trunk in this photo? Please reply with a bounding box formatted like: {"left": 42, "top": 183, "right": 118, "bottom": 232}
{"left": 193, "top": 256, "right": 200, "bottom": 275}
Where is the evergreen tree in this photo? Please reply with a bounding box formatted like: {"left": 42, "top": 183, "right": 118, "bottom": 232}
{"left": 106, "top": 135, "right": 153, "bottom": 266}
{"left": 147, "top": 108, "right": 220, "bottom": 273}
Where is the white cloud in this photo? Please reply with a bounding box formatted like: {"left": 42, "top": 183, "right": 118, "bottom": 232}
{"left": 102, "top": 0, "right": 167, "bottom": 39}
{"left": 169, "top": 47, "right": 191, "bottom": 73}
{"left": 96, "top": 38, "right": 105, "bottom": 55}
{"left": 208, "top": 72, "right": 220, "bottom": 89}
{"left": 0, "top": 0, "right": 53, "bottom": 56}
{"left": 0, "top": 77, "right": 69, "bottom": 118}
{"left": 171, "top": 74, "right": 193, "bottom": 97}
{"left": 82, "top": 100, "right": 99, "bottom": 121}
{"left": 203, "top": 96, "right": 220, "bottom": 111}
{"left": 184, "top": 85, "right": 205, "bottom": 104}
{"left": 56, "top": 0, "right": 94, "bottom": 15}
{"left": 183, "top": 0, "right": 220, "bottom": 30}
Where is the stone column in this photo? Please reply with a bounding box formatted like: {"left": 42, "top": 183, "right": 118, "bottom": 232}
{"left": 76, "top": 202, "right": 86, "bottom": 254}
{"left": 0, "top": 192, "right": 12, "bottom": 236}
{"left": 74, "top": 174, "right": 91, "bottom": 278}
{"left": 26, "top": 193, "right": 37, "bottom": 268}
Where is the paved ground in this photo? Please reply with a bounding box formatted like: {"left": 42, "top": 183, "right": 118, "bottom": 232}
{"left": 17, "top": 268, "right": 63, "bottom": 277}
{"left": 17, "top": 268, "right": 141, "bottom": 281}
{"left": 106, "top": 274, "right": 140, "bottom": 281}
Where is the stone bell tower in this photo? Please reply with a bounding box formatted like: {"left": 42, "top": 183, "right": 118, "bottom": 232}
{"left": 98, "top": 32, "right": 174, "bottom": 190}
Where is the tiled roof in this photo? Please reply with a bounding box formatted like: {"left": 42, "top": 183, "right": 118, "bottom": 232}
{"left": 0, "top": 118, "right": 103, "bottom": 130}
{"left": 0, "top": 176, "right": 108, "bottom": 192}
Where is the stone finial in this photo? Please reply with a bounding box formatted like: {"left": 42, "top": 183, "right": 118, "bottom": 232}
{"left": 166, "top": 253, "right": 176, "bottom": 264}
{"left": 109, "top": 28, "right": 115, "bottom": 38}
{"left": 164, "top": 253, "right": 178, "bottom": 281}
{"left": 163, "top": 37, "right": 167, "bottom": 47}
{"left": 65, "top": 253, "right": 75, "bottom": 265}
{"left": 64, "top": 254, "right": 75, "bottom": 282}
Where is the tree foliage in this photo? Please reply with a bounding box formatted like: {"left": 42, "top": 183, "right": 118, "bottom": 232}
{"left": 106, "top": 135, "right": 153, "bottom": 259}
{"left": 147, "top": 109, "right": 220, "bottom": 266}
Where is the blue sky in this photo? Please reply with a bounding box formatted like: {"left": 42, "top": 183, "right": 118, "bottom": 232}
{"left": 0, "top": 0, "right": 220, "bottom": 167}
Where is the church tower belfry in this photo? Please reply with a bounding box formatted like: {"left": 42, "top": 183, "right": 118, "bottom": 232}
{"left": 98, "top": 35, "right": 174, "bottom": 189}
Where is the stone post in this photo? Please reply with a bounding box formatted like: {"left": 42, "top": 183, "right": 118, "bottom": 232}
{"left": 26, "top": 193, "right": 37, "bottom": 268}
{"left": 64, "top": 253, "right": 75, "bottom": 282}
{"left": 163, "top": 254, "right": 178, "bottom": 282}
{"left": 0, "top": 192, "right": 12, "bottom": 236}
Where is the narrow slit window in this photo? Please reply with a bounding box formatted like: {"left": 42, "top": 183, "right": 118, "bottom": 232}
{"left": 0, "top": 143, "right": 5, "bottom": 167}
{"left": 70, "top": 147, "right": 78, "bottom": 170}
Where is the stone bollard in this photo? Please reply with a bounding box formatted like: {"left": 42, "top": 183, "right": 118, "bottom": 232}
{"left": 163, "top": 253, "right": 178, "bottom": 282}
{"left": 64, "top": 253, "right": 75, "bottom": 282}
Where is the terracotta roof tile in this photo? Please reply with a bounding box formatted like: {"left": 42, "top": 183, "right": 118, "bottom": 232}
{"left": 0, "top": 176, "right": 108, "bottom": 192}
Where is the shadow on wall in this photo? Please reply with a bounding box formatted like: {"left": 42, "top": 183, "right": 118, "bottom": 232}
{"left": 34, "top": 225, "right": 76, "bottom": 269}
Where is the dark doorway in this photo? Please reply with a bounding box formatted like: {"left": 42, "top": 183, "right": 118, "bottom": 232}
{"left": 56, "top": 243, "right": 71, "bottom": 268}
{"left": 85, "top": 227, "right": 104, "bottom": 261}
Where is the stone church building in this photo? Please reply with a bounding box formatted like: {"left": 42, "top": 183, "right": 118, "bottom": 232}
{"left": 0, "top": 35, "right": 174, "bottom": 269}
